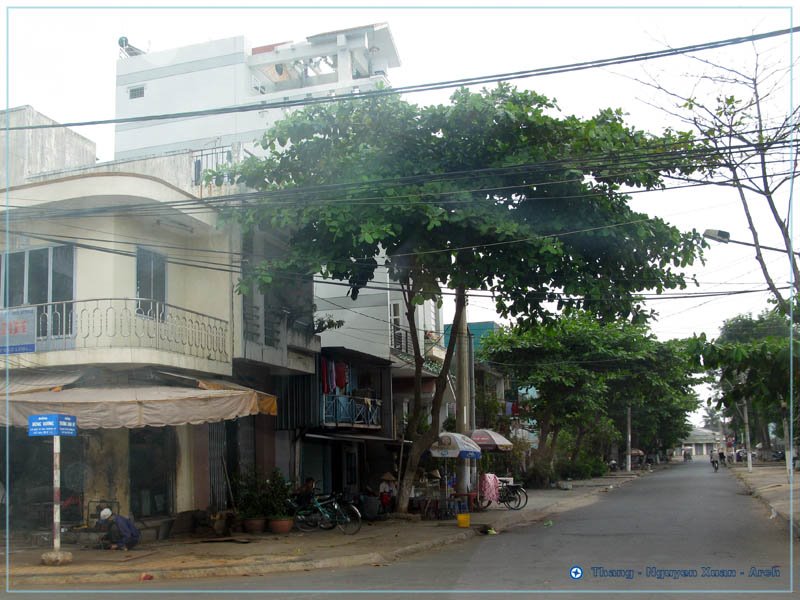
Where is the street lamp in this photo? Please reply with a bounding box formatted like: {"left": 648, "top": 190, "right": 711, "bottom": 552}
{"left": 703, "top": 229, "right": 800, "bottom": 257}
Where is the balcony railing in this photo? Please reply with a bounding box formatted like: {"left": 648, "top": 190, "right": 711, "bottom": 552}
{"left": 391, "top": 324, "right": 414, "bottom": 355}
{"left": 322, "top": 394, "right": 382, "bottom": 428}
{"left": 6, "top": 298, "right": 229, "bottom": 363}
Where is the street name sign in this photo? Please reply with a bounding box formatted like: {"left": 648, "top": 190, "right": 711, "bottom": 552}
{"left": 27, "top": 414, "right": 78, "bottom": 437}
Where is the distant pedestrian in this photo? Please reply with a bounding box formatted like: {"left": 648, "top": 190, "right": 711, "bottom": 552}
{"left": 96, "top": 508, "right": 140, "bottom": 550}
{"left": 379, "top": 472, "right": 397, "bottom": 512}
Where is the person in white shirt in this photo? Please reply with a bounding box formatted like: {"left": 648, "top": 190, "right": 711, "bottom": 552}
{"left": 379, "top": 472, "right": 397, "bottom": 512}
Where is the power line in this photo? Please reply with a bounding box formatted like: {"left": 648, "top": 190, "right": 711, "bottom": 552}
{"left": 1, "top": 226, "right": 785, "bottom": 303}
{"left": 7, "top": 27, "right": 798, "bottom": 132}
{"left": 5, "top": 143, "right": 795, "bottom": 224}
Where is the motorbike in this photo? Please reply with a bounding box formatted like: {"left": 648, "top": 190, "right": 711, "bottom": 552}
{"left": 711, "top": 457, "right": 719, "bottom": 472}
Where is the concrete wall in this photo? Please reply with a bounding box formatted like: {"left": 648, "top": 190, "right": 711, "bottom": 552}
{"left": 192, "top": 424, "right": 211, "bottom": 511}
{"left": 0, "top": 106, "right": 96, "bottom": 189}
{"left": 83, "top": 429, "right": 131, "bottom": 517}
{"left": 315, "top": 266, "right": 392, "bottom": 360}
{"left": 174, "top": 425, "right": 195, "bottom": 513}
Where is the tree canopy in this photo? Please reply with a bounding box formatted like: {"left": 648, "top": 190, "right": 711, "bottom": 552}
{"left": 223, "top": 84, "right": 703, "bottom": 325}
{"left": 478, "top": 313, "right": 698, "bottom": 475}
{"left": 689, "top": 310, "right": 798, "bottom": 455}
{"left": 215, "top": 84, "right": 706, "bottom": 507}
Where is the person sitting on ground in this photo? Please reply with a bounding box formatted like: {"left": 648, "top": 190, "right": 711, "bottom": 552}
{"left": 295, "top": 477, "right": 316, "bottom": 508}
{"left": 96, "top": 507, "right": 140, "bottom": 551}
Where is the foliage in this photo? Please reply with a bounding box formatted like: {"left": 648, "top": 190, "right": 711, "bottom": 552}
{"left": 556, "top": 455, "right": 607, "bottom": 480}
{"left": 475, "top": 389, "right": 504, "bottom": 430}
{"left": 688, "top": 310, "right": 798, "bottom": 448}
{"left": 235, "top": 468, "right": 269, "bottom": 518}
{"left": 314, "top": 314, "right": 345, "bottom": 334}
{"left": 523, "top": 462, "right": 556, "bottom": 489}
{"left": 263, "top": 468, "right": 293, "bottom": 519}
{"left": 213, "top": 84, "right": 704, "bottom": 512}
{"left": 479, "top": 313, "right": 700, "bottom": 462}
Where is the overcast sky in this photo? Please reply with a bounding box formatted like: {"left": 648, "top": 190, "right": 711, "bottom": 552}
{"left": 4, "top": 1, "right": 796, "bottom": 421}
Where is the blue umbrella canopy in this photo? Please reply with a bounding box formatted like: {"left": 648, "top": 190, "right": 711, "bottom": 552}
{"left": 429, "top": 432, "right": 482, "bottom": 459}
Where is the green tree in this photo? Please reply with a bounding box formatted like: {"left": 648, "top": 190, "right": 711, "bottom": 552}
{"left": 216, "top": 85, "right": 703, "bottom": 512}
{"left": 690, "top": 310, "right": 798, "bottom": 477}
{"left": 479, "top": 314, "right": 698, "bottom": 475}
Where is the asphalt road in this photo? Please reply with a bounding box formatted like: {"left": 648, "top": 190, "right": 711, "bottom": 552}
{"left": 11, "top": 461, "right": 797, "bottom": 599}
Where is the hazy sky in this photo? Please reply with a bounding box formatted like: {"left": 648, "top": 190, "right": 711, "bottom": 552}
{"left": 4, "top": 1, "right": 796, "bottom": 418}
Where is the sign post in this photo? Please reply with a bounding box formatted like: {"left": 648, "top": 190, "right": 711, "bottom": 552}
{"left": 28, "top": 414, "right": 77, "bottom": 565}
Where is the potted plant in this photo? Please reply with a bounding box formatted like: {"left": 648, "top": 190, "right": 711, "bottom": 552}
{"left": 235, "top": 468, "right": 269, "bottom": 533}
{"left": 264, "top": 468, "right": 294, "bottom": 534}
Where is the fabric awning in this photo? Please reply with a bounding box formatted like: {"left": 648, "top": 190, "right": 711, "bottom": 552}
{"left": 2, "top": 384, "right": 277, "bottom": 429}
{"left": 2, "top": 368, "right": 84, "bottom": 395}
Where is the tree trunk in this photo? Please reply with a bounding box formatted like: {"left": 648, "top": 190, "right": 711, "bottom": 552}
{"left": 395, "top": 288, "right": 467, "bottom": 513}
{"left": 571, "top": 424, "right": 586, "bottom": 464}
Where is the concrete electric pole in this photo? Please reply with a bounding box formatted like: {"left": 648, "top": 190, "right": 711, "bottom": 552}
{"left": 455, "top": 289, "right": 470, "bottom": 494}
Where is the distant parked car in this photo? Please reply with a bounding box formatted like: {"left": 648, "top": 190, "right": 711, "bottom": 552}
{"left": 771, "top": 450, "right": 786, "bottom": 461}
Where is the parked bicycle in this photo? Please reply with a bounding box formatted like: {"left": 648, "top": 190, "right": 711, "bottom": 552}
{"left": 288, "top": 492, "right": 362, "bottom": 535}
{"left": 478, "top": 480, "right": 528, "bottom": 511}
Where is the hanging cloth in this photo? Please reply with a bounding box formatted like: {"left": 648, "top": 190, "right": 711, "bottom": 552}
{"left": 335, "top": 361, "right": 347, "bottom": 390}
{"left": 321, "top": 358, "right": 329, "bottom": 394}
{"left": 328, "top": 359, "right": 336, "bottom": 392}
{"left": 479, "top": 473, "right": 500, "bottom": 502}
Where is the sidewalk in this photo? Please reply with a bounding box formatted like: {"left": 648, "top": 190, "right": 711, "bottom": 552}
{"left": 727, "top": 462, "right": 799, "bottom": 538}
{"left": 3, "top": 471, "right": 643, "bottom": 588}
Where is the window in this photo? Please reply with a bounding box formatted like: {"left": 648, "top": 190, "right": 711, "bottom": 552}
{"left": 136, "top": 248, "right": 166, "bottom": 318}
{"left": 1, "top": 246, "right": 74, "bottom": 336}
{"left": 129, "top": 86, "right": 145, "bottom": 99}
{"left": 391, "top": 303, "right": 403, "bottom": 350}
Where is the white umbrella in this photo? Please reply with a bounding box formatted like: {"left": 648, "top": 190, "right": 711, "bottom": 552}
{"left": 469, "top": 429, "right": 513, "bottom": 452}
{"left": 429, "top": 432, "right": 482, "bottom": 459}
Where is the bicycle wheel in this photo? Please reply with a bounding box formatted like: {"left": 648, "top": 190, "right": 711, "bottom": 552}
{"left": 294, "top": 510, "right": 318, "bottom": 532}
{"left": 503, "top": 488, "right": 524, "bottom": 510}
{"left": 335, "top": 503, "right": 362, "bottom": 535}
{"left": 501, "top": 489, "right": 517, "bottom": 509}
{"left": 515, "top": 488, "right": 528, "bottom": 510}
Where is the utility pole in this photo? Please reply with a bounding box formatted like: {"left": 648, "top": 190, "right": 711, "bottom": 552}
{"left": 455, "top": 289, "right": 470, "bottom": 494}
{"left": 742, "top": 399, "right": 753, "bottom": 473}
{"left": 468, "top": 328, "right": 477, "bottom": 487}
{"left": 626, "top": 405, "right": 632, "bottom": 472}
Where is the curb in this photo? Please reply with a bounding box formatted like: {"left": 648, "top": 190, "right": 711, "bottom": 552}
{"left": 730, "top": 469, "right": 800, "bottom": 540}
{"left": 6, "top": 477, "right": 637, "bottom": 588}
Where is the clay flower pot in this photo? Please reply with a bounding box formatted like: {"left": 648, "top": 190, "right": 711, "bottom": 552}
{"left": 267, "top": 517, "right": 294, "bottom": 534}
{"left": 242, "top": 517, "right": 266, "bottom": 534}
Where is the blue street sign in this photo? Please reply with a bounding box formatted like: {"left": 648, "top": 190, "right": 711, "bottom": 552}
{"left": 27, "top": 414, "right": 77, "bottom": 437}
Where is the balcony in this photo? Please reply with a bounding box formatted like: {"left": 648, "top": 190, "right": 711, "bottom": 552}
{"left": 1, "top": 298, "right": 230, "bottom": 370}
{"left": 322, "top": 394, "right": 382, "bottom": 429}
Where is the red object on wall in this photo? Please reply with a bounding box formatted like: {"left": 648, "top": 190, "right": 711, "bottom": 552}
{"left": 321, "top": 359, "right": 329, "bottom": 394}
{"left": 335, "top": 362, "right": 347, "bottom": 389}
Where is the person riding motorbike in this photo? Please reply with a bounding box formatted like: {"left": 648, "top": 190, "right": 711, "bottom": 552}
{"left": 710, "top": 453, "right": 719, "bottom": 472}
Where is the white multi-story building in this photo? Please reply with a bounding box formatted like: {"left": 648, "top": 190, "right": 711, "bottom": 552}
{"left": 114, "top": 24, "right": 399, "bottom": 160}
